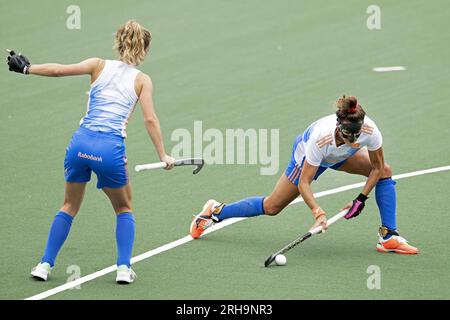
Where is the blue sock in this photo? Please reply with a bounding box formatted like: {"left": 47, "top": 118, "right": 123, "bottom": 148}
{"left": 116, "top": 212, "right": 135, "bottom": 267}
{"left": 41, "top": 211, "right": 74, "bottom": 267}
{"left": 214, "top": 196, "right": 265, "bottom": 221}
{"left": 375, "top": 178, "right": 397, "bottom": 239}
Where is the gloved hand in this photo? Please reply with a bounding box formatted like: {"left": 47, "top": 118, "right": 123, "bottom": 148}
{"left": 6, "top": 50, "right": 31, "bottom": 74}
{"left": 343, "top": 193, "right": 368, "bottom": 219}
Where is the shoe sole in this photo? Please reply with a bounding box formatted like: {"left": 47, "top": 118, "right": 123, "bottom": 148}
{"left": 189, "top": 214, "right": 206, "bottom": 239}
{"left": 116, "top": 279, "right": 133, "bottom": 284}
{"left": 376, "top": 244, "right": 419, "bottom": 254}
{"left": 31, "top": 271, "right": 48, "bottom": 281}
{"left": 116, "top": 276, "right": 134, "bottom": 284}
{"left": 190, "top": 200, "right": 215, "bottom": 239}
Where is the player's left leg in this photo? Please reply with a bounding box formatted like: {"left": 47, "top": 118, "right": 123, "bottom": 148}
{"left": 337, "top": 148, "right": 418, "bottom": 254}
{"left": 31, "top": 182, "right": 88, "bottom": 280}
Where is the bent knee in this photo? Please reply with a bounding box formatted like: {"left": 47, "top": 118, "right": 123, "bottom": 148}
{"left": 382, "top": 163, "right": 393, "bottom": 178}
{"left": 263, "top": 198, "right": 284, "bottom": 216}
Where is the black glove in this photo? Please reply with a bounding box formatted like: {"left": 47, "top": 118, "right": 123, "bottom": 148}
{"left": 7, "top": 50, "right": 31, "bottom": 74}
{"left": 344, "top": 193, "right": 368, "bottom": 219}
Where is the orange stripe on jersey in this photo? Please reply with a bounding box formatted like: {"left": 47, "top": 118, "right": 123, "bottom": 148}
{"left": 316, "top": 135, "right": 329, "bottom": 144}
{"left": 317, "top": 134, "right": 332, "bottom": 144}
{"left": 361, "top": 124, "right": 374, "bottom": 134}
{"left": 316, "top": 134, "right": 333, "bottom": 148}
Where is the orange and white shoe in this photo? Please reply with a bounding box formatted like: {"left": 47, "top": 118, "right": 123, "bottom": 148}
{"left": 376, "top": 235, "right": 419, "bottom": 254}
{"left": 190, "top": 199, "right": 224, "bottom": 239}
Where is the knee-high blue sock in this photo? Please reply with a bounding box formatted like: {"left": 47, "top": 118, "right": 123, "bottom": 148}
{"left": 116, "top": 212, "right": 135, "bottom": 267}
{"left": 214, "top": 196, "right": 265, "bottom": 221}
{"left": 375, "top": 178, "right": 397, "bottom": 239}
{"left": 41, "top": 211, "right": 74, "bottom": 267}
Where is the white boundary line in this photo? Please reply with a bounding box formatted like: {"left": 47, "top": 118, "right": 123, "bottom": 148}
{"left": 25, "top": 165, "right": 450, "bottom": 300}
{"left": 372, "top": 66, "right": 406, "bottom": 72}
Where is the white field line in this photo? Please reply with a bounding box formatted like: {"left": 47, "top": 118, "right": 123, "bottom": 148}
{"left": 25, "top": 165, "right": 450, "bottom": 300}
{"left": 372, "top": 66, "right": 406, "bottom": 72}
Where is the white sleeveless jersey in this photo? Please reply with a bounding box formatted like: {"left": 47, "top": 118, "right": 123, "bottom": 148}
{"left": 294, "top": 114, "right": 383, "bottom": 167}
{"left": 80, "top": 60, "right": 141, "bottom": 138}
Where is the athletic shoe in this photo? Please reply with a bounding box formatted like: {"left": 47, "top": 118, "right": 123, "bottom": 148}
{"left": 190, "top": 199, "right": 224, "bottom": 239}
{"left": 31, "top": 262, "right": 52, "bottom": 281}
{"left": 376, "top": 235, "right": 419, "bottom": 254}
{"left": 116, "top": 265, "right": 137, "bottom": 284}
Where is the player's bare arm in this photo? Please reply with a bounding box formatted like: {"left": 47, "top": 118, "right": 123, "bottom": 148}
{"left": 7, "top": 50, "right": 105, "bottom": 83}
{"left": 364, "top": 147, "right": 385, "bottom": 195}
{"left": 32, "top": 57, "right": 103, "bottom": 79}
{"left": 137, "top": 73, "right": 174, "bottom": 169}
{"left": 298, "top": 161, "right": 328, "bottom": 231}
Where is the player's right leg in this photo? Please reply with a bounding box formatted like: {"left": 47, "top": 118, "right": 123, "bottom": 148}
{"left": 190, "top": 172, "right": 300, "bottom": 239}
{"left": 102, "top": 183, "right": 136, "bottom": 284}
{"left": 103, "top": 184, "right": 136, "bottom": 284}
{"left": 89, "top": 130, "right": 136, "bottom": 284}
{"left": 190, "top": 136, "right": 302, "bottom": 239}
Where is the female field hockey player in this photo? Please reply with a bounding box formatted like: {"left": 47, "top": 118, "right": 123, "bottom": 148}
{"left": 7, "top": 20, "right": 175, "bottom": 283}
{"left": 190, "top": 95, "right": 418, "bottom": 254}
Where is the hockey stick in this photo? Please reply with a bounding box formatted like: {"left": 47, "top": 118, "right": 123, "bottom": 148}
{"left": 264, "top": 208, "right": 349, "bottom": 267}
{"left": 135, "top": 158, "right": 205, "bottom": 174}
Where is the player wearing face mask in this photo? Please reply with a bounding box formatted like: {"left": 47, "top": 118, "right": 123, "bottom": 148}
{"left": 190, "top": 95, "right": 419, "bottom": 255}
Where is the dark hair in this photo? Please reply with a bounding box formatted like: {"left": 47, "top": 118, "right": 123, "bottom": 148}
{"left": 335, "top": 95, "right": 365, "bottom": 123}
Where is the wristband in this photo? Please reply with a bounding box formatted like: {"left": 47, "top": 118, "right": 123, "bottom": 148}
{"left": 312, "top": 207, "right": 326, "bottom": 220}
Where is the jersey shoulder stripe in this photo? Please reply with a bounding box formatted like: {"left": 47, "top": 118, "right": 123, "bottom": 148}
{"left": 316, "top": 134, "right": 333, "bottom": 148}
{"left": 361, "top": 124, "right": 374, "bottom": 135}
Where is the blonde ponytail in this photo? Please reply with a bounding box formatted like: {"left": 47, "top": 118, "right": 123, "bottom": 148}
{"left": 114, "top": 20, "right": 151, "bottom": 66}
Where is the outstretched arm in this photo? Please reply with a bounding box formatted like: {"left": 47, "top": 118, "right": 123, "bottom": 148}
{"left": 6, "top": 50, "right": 101, "bottom": 77}
{"left": 28, "top": 58, "right": 102, "bottom": 77}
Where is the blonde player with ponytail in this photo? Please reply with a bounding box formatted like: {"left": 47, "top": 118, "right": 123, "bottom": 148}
{"left": 190, "top": 95, "right": 419, "bottom": 255}
{"left": 7, "top": 20, "right": 175, "bottom": 283}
